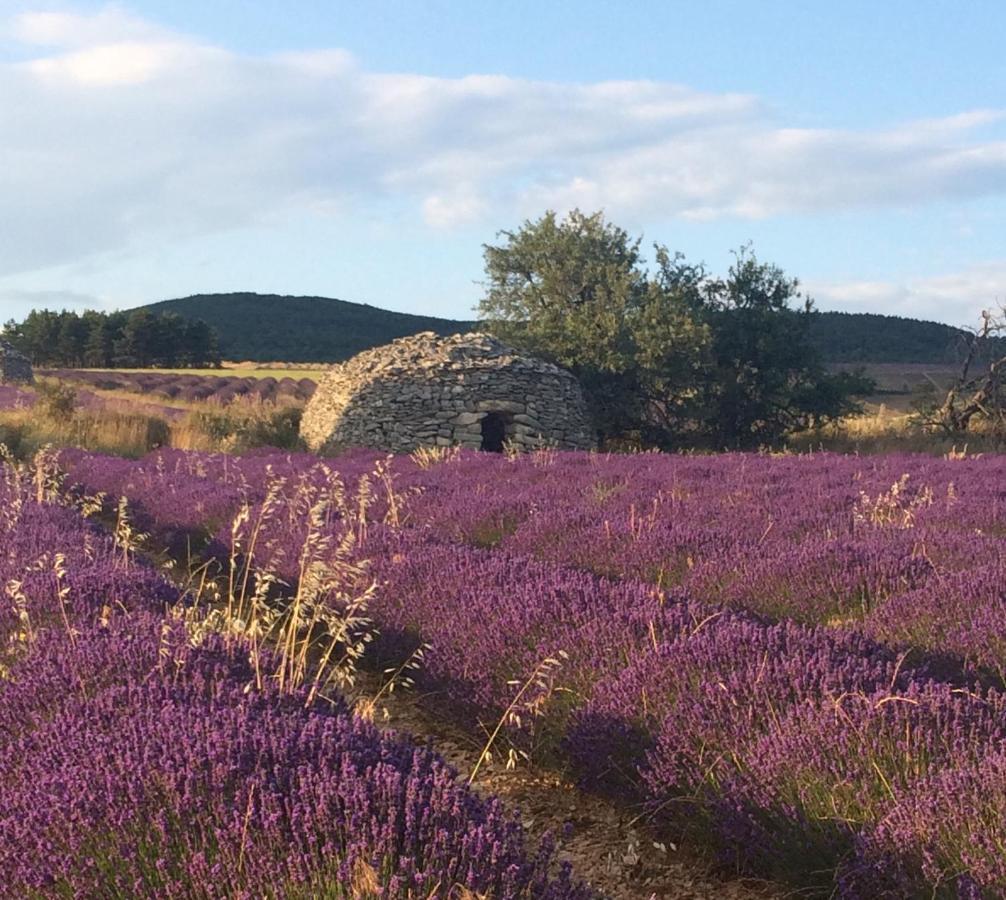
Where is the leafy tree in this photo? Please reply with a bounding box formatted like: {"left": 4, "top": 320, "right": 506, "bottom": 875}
{"left": 479, "top": 210, "right": 868, "bottom": 449}
{"left": 83, "top": 311, "right": 120, "bottom": 368}
{"left": 700, "top": 245, "right": 868, "bottom": 446}
{"left": 480, "top": 209, "right": 646, "bottom": 372}
{"left": 479, "top": 210, "right": 711, "bottom": 441}
{"left": 179, "top": 319, "right": 221, "bottom": 367}
{"left": 115, "top": 310, "right": 161, "bottom": 367}
{"left": 2, "top": 308, "right": 220, "bottom": 369}
{"left": 3, "top": 309, "right": 62, "bottom": 364}
{"left": 56, "top": 313, "right": 89, "bottom": 368}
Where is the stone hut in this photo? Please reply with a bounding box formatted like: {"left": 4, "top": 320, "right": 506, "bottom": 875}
{"left": 300, "top": 332, "right": 595, "bottom": 453}
{"left": 0, "top": 340, "right": 33, "bottom": 384}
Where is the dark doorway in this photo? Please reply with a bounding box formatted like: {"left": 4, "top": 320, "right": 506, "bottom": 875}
{"left": 480, "top": 412, "right": 507, "bottom": 452}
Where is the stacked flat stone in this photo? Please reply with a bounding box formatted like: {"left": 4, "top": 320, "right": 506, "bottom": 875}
{"left": 300, "top": 331, "right": 595, "bottom": 453}
{"left": 0, "top": 340, "right": 33, "bottom": 384}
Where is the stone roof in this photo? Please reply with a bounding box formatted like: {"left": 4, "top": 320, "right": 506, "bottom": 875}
{"left": 335, "top": 331, "right": 571, "bottom": 378}
{"left": 300, "top": 331, "right": 594, "bottom": 454}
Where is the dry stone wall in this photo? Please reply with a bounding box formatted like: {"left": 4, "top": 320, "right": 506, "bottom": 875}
{"left": 0, "top": 340, "right": 33, "bottom": 384}
{"left": 301, "top": 332, "right": 595, "bottom": 453}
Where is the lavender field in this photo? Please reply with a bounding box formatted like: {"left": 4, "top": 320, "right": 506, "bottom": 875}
{"left": 39, "top": 368, "right": 318, "bottom": 405}
{"left": 0, "top": 379, "right": 186, "bottom": 422}
{"left": 0, "top": 450, "right": 587, "bottom": 899}
{"left": 9, "top": 2, "right": 1004, "bottom": 896}
{"left": 14, "top": 445, "right": 996, "bottom": 897}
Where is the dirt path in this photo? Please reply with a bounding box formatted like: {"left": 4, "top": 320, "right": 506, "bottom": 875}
{"left": 350, "top": 674, "right": 781, "bottom": 900}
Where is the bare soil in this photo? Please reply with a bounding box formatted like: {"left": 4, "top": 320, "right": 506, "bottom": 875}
{"left": 350, "top": 674, "right": 782, "bottom": 900}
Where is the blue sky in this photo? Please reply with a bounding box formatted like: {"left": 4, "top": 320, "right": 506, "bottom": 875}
{"left": 2, "top": 1, "right": 1006, "bottom": 326}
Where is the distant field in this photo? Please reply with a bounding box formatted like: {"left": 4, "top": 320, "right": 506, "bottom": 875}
{"left": 60, "top": 362, "right": 960, "bottom": 416}
{"left": 40, "top": 368, "right": 319, "bottom": 407}
{"left": 831, "top": 361, "right": 960, "bottom": 392}
{"left": 76, "top": 365, "right": 331, "bottom": 380}
{"left": 829, "top": 361, "right": 961, "bottom": 413}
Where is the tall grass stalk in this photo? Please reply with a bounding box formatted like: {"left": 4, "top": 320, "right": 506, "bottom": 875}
{"left": 467, "top": 651, "right": 568, "bottom": 785}
{"left": 187, "top": 461, "right": 404, "bottom": 706}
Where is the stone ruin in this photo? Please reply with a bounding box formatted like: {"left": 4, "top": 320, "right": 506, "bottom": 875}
{"left": 300, "top": 331, "right": 595, "bottom": 454}
{"left": 0, "top": 340, "right": 33, "bottom": 385}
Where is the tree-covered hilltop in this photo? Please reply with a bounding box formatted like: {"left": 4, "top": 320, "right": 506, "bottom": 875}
{"left": 3, "top": 308, "right": 220, "bottom": 368}
{"left": 139, "top": 293, "right": 474, "bottom": 363}
{"left": 807, "top": 310, "right": 1006, "bottom": 364}
{"left": 136, "top": 294, "right": 994, "bottom": 368}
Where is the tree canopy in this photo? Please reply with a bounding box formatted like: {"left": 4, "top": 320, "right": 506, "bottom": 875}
{"left": 3, "top": 308, "right": 221, "bottom": 369}
{"left": 479, "top": 209, "right": 871, "bottom": 448}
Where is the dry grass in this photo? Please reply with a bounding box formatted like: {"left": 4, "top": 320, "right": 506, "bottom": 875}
{"left": 0, "top": 383, "right": 305, "bottom": 458}
{"left": 169, "top": 403, "right": 303, "bottom": 453}
{"left": 143, "top": 460, "right": 395, "bottom": 706}
{"left": 46, "top": 379, "right": 306, "bottom": 416}
{"left": 788, "top": 404, "right": 1006, "bottom": 455}
{"left": 75, "top": 364, "right": 330, "bottom": 380}
{"left": 11, "top": 370, "right": 1006, "bottom": 461}
{"left": 467, "top": 651, "right": 568, "bottom": 785}
{"left": 410, "top": 445, "right": 461, "bottom": 468}
{"left": 0, "top": 406, "right": 170, "bottom": 458}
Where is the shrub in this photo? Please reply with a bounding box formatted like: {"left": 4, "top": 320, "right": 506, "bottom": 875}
{"left": 185, "top": 404, "right": 304, "bottom": 452}
{"left": 35, "top": 379, "right": 78, "bottom": 418}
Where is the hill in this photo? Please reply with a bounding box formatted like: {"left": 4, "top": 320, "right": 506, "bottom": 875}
{"left": 807, "top": 310, "right": 1003, "bottom": 364}
{"left": 139, "top": 292, "right": 474, "bottom": 363}
{"left": 139, "top": 293, "right": 997, "bottom": 366}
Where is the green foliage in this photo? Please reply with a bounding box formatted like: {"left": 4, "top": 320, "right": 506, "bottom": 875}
{"left": 807, "top": 310, "right": 1006, "bottom": 364}
{"left": 481, "top": 210, "right": 647, "bottom": 372}
{"left": 0, "top": 421, "right": 33, "bottom": 459}
{"left": 189, "top": 405, "right": 304, "bottom": 452}
{"left": 139, "top": 416, "right": 172, "bottom": 451}
{"left": 35, "top": 380, "right": 78, "bottom": 419}
{"left": 480, "top": 211, "right": 712, "bottom": 441}
{"left": 3, "top": 309, "right": 221, "bottom": 369}
{"left": 479, "top": 211, "right": 871, "bottom": 449}
{"left": 700, "top": 246, "right": 868, "bottom": 446}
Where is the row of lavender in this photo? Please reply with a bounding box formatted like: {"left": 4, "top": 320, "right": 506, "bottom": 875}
{"left": 41, "top": 368, "right": 317, "bottom": 404}
{"left": 58, "top": 447, "right": 1006, "bottom": 896}
{"left": 68, "top": 448, "right": 1006, "bottom": 676}
{"left": 0, "top": 459, "right": 587, "bottom": 898}
{"left": 0, "top": 384, "right": 33, "bottom": 410}
{"left": 406, "top": 451, "right": 1006, "bottom": 678}
{"left": 0, "top": 379, "right": 186, "bottom": 421}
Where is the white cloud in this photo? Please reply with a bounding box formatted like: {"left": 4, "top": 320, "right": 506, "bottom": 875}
{"left": 422, "top": 185, "right": 488, "bottom": 229}
{"left": 2, "top": 5, "right": 1006, "bottom": 284}
{"left": 9, "top": 7, "right": 168, "bottom": 47}
{"left": 27, "top": 40, "right": 206, "bottom": 85}
{"left": 807, "top": 262, "right": 1006, "bottom": 327}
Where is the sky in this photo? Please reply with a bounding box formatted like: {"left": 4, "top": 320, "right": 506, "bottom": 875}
{"left": 2, "top": 1, "right": 1006, "bottom": 327}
